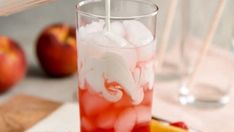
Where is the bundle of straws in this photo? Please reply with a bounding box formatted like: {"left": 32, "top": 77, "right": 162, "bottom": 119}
{"left": 0, "top": 0, "right": 54, "bottom": 16}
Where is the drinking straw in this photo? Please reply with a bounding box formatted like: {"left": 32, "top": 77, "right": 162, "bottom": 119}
{"left": 157, "top": 0, "right": 179, "bottom": 68}
{"left": 0, "top": 0, "right": 53, "bottom": 16}
{"left": 187, "top": 0, "right": 226, "bottom": 87}
{"left": 105, "top": 0, "right": 111, "bottom": 32}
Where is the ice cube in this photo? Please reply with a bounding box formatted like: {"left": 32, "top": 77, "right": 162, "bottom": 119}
{"left": 133, "top": 68, "right": 141, "bottom": 83}
{"left": 114, "top": 108, "right": 136, "bottom": 132}
{"left": 137, "top": 40, "right": 156, "bottom": 61}
{"left": 110, "top": 21, "right": 126, "bottom": 37}
{"left": 139, "top": 61, "right": 155, "bottom": 89}
{"left": 123, "top": 20, "right": 153, "bottom": 46}
{"left": 80, "top": 31, "right": 128, "bottom": 47}
{"left": 78, "top": 20, "right": 105, "bottom": 39}
{"left": 134, "top": 105, "right": 151, "bottom": 124}
{"left": 81, "top": 117, "right": 96, "bottom": 131}
{"left": 80, "top": 91, "right": 111, "bottom": 116}
{"left": 96, "top": 108, "right": 117, "bottom": 129}
{"left": 78, "top": 20, "right": 128, "bottom": 47}
{"left": 104, "top": 31, "right": 128, "bottom": 47}
{"left": 117, "top": 48, "right": 138, "bottom": 71}
{"left": 142, "top": 90, "right": 153, "bottom": 105}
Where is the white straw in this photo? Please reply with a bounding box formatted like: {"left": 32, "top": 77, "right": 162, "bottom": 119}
{"left": 105, "top": 0, "right": 111, "bottom": 32}
{"left": 157, "top": 0, "right": 178, "bottom": 68}
{"left": 187, "top": 0, "right": 226, "bottom": 87}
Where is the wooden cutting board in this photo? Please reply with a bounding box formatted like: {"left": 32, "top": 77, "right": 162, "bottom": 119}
{"left": 0, "top": 94, "right": 62, "bottom": 132}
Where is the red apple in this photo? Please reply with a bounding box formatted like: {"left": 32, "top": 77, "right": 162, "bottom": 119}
{"left": 36, "top": 23, "right": 77, "bottom": 77}
{"left": 0, "top": 36, "right": 27, "bottom": 93}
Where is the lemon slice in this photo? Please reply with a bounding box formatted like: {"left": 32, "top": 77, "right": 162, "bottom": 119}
{"left": 150, "top": 120, "right": 188, "bottom": 132}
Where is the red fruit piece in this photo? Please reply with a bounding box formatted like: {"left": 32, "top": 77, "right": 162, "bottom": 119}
{"left": 0, "top": 36, "right": 26, "bottom": 92}
{"left": 170, "top": 121, "right": 189, "bottom": 130}
{"left": 36, "top": 23, "right": 77, "bottom": 77}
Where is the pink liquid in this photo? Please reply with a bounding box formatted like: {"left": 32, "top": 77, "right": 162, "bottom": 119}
{"left": 78, "top": 83, "right": 153, "bottom": 132}
{"left": 78, "top": 55, "right": 155, "bottom": 132}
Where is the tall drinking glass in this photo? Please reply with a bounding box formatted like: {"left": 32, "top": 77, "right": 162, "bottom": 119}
{"left": 179, "top": 0, "right": 234, "bottom": 108}
{"left": 76, "top": 0, "right": 158, "bottom": 131}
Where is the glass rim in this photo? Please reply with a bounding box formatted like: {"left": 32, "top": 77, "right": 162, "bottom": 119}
{"left": 76, "top": 0, "right": 159, "bottom": 20}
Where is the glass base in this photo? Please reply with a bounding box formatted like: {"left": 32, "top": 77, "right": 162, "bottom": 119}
{"left": 179, "top": 83, "right": 230, "bottom": 108}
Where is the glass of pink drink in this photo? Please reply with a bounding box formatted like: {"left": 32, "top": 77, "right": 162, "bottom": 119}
{"left": 76, "top": 0, "right": 158, "bottom": 131}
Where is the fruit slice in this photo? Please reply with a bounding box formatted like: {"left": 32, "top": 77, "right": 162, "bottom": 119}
{"left": 170, "top": 122, "right": 189, "bottom": 130}
{"left": 150, "top": 120, "right": 188, "bottom": 132}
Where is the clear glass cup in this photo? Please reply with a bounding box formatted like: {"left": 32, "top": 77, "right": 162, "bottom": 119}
{"left": 76, "top": 0, "right": 158, "bottom": 131}
{"left": 179, "top": 0, "right": 234, "bottom": 108}
{"left": 155, "top": 0, "right": 184, "bottom": 81}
